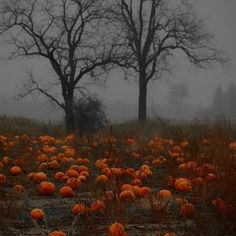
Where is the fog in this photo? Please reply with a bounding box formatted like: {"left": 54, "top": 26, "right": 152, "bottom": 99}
{"left": 0, "top": 0, "right": 236, "bottom": 122}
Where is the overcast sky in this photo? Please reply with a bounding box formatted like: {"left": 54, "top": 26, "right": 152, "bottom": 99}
{"left": 0, "top": 0, "right": 235, "bottom": 120}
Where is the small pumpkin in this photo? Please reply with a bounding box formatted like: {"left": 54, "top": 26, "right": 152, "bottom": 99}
{"left": 109, "top": 222, "right": 126, "bottom": 236}
{"left": 13, "top": 184, "right": 25, "bottom": 194}
{"left": 59, "top": 186, "right": 74, "bottom": 197}
{"left": 180, "top": 203, "right": 195, "bottom": 218}
{"left": 158, "top": 190, "right": 172, "bottom": 201}
{"left": 0, "top": 173, "right": 6, "bottom": 185}
{"left": 66, "top": 178, "right": 81, "bottom": 190}
{"left": 9, "top": 166, "right": 22, "bottom": 175}
{"left": 30, "top": 208, "right": 45, "bottom": 220}
{"left": 90, "top": 200, "right": 105, "bottom": 212}
{"left": 119, "top": 190, "right": 136, "bottom": 201}
{"left": 49, "top": 231, "right": 66, "bottom": 236}
{"left": 72, "top": 203, "right": 87, "bottom": 215}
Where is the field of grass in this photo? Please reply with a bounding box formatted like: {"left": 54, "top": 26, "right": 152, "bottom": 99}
{"left": 0, "top": 116, "right": 236, "bottom": 235}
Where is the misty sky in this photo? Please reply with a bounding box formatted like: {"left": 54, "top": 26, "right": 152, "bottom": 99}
{"left": 0, "top": 0, "right": 236, "bottom": 120}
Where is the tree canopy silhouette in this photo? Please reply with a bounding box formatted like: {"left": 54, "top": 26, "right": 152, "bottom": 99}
{"left": 0, "top": 0, "right": 121, "bottom": 132}
{"left": 110, "top": 0, "right": 226, "bottom": 121}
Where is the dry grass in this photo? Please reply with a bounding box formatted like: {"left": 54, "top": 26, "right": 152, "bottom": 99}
{"left": 0, "top": 116, "right": 236, "bottom": 235}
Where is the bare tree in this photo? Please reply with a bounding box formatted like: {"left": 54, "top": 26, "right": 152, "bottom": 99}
{"left": 0, "top": 0, "right": 120, "bottom": 132}
{"left": 110, "top": 0, "right": 226, "bottom": 121}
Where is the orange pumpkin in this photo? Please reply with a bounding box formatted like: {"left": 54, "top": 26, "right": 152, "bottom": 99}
{"left": 59, "top": 186, "right": 74, "bottom": 197}
{"left": 78, "top": 165, "right": 89, "bottom": 173}
{"left": 48, "top": 160, "right": 60, "bottom": 170}
{"left": 105, "top": 191, "right": 115, "bottom": 201}
{"left": 180, "top": 203, "right": 195, "bottom": 218}
{"left": 109, "top": 222, "right": 126, "bottom": 236}
{"left": 55, "top": 172, "right": 65, "bottom": 181}
{"left": 79, "top": 170, "right": 89, "bottom": 178}
{"left": 96, "top": 175, "right": 109, "bottom": 183}
{"left": 37, "top": 154, "right": 48, "bottom": 163}
{"left": 131, "top": 178, "right": 142, "bottom": 187}
{"left": 121, "top": 184, "right": 133, "bottom": 191}
{"left": 28, "top": 172, "right": 40, "bottom": 183}
{"left": 0, "top": 173, "right": 6, "bottom": 184}
{"left": 38, "top": 181, "right": 56, "bottom": 196}
{"left": 9, "top": 166, "right": 22, "bottom": 175}
{"left": 37, "top": 172, "right": 47, "bottom": 182}
{"left": 72, "top": 204, "right": 87, "bottom": 215}
{"left": 90, "top": 200, "right": 105, "bottom": 212}
{"left": 66, "top": 178, "right": 81, "bottom": 190}
{"left": 66, "top": 169, "right": 79, "bottom": 178}
{"left": 78, "top": 175, "right": 87, "bottom": 182}
{"left": 158, "top": 190, "right": 172, "bottom": 200}
{"left": 30, "top": 208, "right": 45, "bottom": 220}
{"left": 164, "top": 232, "right": 177, "bottom": 236}
{"left": 49, "top": 231, "right": 66, "bottom": 236}
{"left": 2, "top": 156, "right": 10, "bottom": 166}
{"left": 136, "top": 186, "right": 150, "bottom": 197}
{"left": 119, "top": 190, "right": 136, "bottom": 201}
{"left": 13, "top": 184, "right": 25, "bottom": 194}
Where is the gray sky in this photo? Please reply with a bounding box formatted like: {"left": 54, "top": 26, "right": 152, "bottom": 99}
{"left": 0, "top": 0, "right": 236, "bottom": 120}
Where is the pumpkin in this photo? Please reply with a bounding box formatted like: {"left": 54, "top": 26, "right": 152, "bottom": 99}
{"left": 131, "top": 178, "right": 142, "bottom": 187}
{"left": 38, "top": 181, "right": 56, "bottom": 196}
{"left": 158, "top": 190, "right": 172, "bottom": 200}
{"left": 180, "top": 203, "right": 195, "bottom": 218}
{"left": 28, "top": 172, "right": 40, "bottom": 183}
{"left": 59, "top": 186, "right": 74, "bottom": 197}
{"left": 48, "top": 160, "right": 60, "bottom": 170}
{"left": 105, "top": 191, "right": 115, "bottom": 201}
{"left": 135, "top": 186, "right": 150, "bottom": 197}
{"left": 119, "top": 190, "right": 136, "bottom": 201}
{"left": 121, "top": 184, "right": 133, "bottom": 191}
{"left": 30, "top": 208, "right": 45, "bottom": 220}
{"left": 49, "top": 231, "right": 66, "bottom": 236}
{"left": 38, "top": 162, "right": 49, "bottom": 171}
{"left": 90, "top": 200, "right": 105, "bottom": 212}
{"left": 79, "top": 170, "right": 89, "bottom": 178}
{"left": 78, "top": 165, "right": 89, "bottom": 173}
{"left": 2, "top": 156, "right": 10, "bottom": 166}
{"left": 37, "top": 154, "right": 48, "bottom": 163}
{"left": 174, "top": 178, "right": 192, "bottom": 192}
{"left": 66, "top": 169, "right": 79, "bottom": 178}
{"left": 0, "top": 173, "right": 6, "bottom": 185}
{"left": 9, "top": 166, "right": 22, "bottom": 175}
{"left": 13, "top": 184, "right": 25, "bottom": 194}
{"left": 66, "top": 178, "right": 81, "bottom": 190}
{"left": 72, "top": 204, "right": 87, "bottom": 215}
{"left": 164, "top": 233, "right": 177, "bottom": 236}
{"left": 109, "top": 222, "right": 126, "bottom": 236}
{"left": 111, "top": 168, "right": 122, "bottom": 176}
{"left": 55, "top": 172, "right": 65, "bottom": 181}
{"left": 78, "top": 175, "right": 87, "bottom": 182}
{"left": 96, "top": 175, "right": 109, "bottom": 183}
{"left": 37, "top": 172, "right": 47, "bottom": 182}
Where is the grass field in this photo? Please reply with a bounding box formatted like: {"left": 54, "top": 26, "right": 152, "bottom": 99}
{"left": 0, "top": 116, "right": 236, "bottom": 235}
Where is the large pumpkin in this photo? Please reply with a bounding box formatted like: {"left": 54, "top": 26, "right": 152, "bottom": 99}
{"left": 38, "top": 181, "right": 56, "bottom": 196}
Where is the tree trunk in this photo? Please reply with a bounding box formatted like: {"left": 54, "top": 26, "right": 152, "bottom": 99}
{"left": 138, "top": 76, "right": 147, "bottom": 121}
{"left": 64, "top": 97, "right": 75, "bottom": 133}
